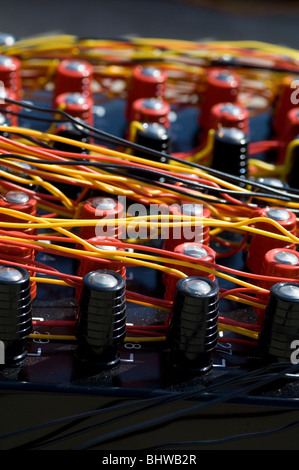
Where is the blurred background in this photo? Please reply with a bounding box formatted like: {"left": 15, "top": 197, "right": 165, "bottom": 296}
{"left": 2, "top": 0, "right": 299, "bottom": 48}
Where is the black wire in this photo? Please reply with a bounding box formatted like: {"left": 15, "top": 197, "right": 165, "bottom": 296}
{"left": 0, "top": 107, "right": 68, "bottom": 125}
{"left": 10, "top": 133, "right": 54, "bottom": 150}
{"left": 70, "top": 362, "right": 299, "bottom": 450}
{"left": 3, "top": 153, "right": 297, "bottom": 210}
{"left": 10, "top": 362, "right": 298, "bottom": 450}
{"left": 0, "top": 50, "right": 298, "bottom": 450}
{"left": 0, "top": 362, "right": 289, "bottom": 449}
{"left": 0, "top": 153, "right": 230, "bottom": 206}
{"left": 0, "top": 394, "right": 174, "bottom": 443}
{"left": 5, "top": 95, "right": 299, "bottom": 203}
{"left": 145, "top": 419, "right": 299, "bottom": 449}
{"left": 22, "top": 372, "right": 271, "bottom": 449}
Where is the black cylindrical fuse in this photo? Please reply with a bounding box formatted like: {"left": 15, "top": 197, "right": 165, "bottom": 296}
{"left": 256, "top": 177, "right": 290, "bottom": 191}
{"left": 252, "top": 177, "right": 290, "bottom": 207}
{"left": 134, "top": 122, "right": 171, "bottom": 164}
{"left": 129, "top": 122, "right": 171, "bottom": 182}
{"left": 0, "top": 266, "right": 33, "bottom": 366}
{"left": 76, "top": 270, "right": 126, "bottom": 369}
{"left": 211, "top": 127, "right": 248, "bottom": 184}
{"left": 258, "top": 282, "right": 299, "bottom": 362}
{"left": 53, "top": 121, "right": 90, "bottom": 154}
{"left": 167, "top": 276, "right": 219, "bottom": 374}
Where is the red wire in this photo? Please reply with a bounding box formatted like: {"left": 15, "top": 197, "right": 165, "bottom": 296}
{"left": 0, "top": 178, "right": 75, "bottom": 215}
{"left": 0, "top": 231, "right": 296, "bottom": 287}
{"left": 214, "top": 233, "right": 249, "bottom": 259}
{"left": 0, "top": 255, "right": 81, "bottom": 287}
{"left": 249, "top": 140, "right": 280, "bottom": 155}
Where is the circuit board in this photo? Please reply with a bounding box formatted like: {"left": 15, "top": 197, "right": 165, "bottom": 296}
{"left": 0, "top": 34, "right": 299, "bottom": 451}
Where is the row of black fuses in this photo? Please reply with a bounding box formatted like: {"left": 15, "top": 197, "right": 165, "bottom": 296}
{"left": 0, "top": 263, "right": 220, "bottom": 372}
{"left": 0, "top": 264, "right": 299, "bottom": 371}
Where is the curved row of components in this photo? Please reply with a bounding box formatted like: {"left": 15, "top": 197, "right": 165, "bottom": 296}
{"left": 0, "top": 39, "right": 299, "bottom": 377}
{"left": 1, "top": 259, "right": 299, "bottom": 374}
{"left": 1, "top": 46, "right": 299, "bottom": 181}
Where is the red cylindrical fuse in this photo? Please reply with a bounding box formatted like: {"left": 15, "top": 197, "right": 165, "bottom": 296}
{"left": 254, "top": 248, "right": 299, "bottom": 324}
{"left": 209, "top": 102, "right": 249, "bottom": 134}
{"left": 126, "top": 65, "right": 167, "bottom": 121}
{"left": 78, "top": 196, "right": 124, "bottom": 240}
{"left": 164, "top": 243, "right": 216, "bottom": 301}
{"left": 0, "top": 55, "right": 21, "bottom": 100}
{"left": 78, "top": 237, "right": 126, "bottom": 279}
{"left": 130, "top": 97, "right": 170, "bottom": 128}
{"left": 0, "top": 191, "right": 37, "bottom": 299}
{"left": 163, "top": 203, "right": 210, "bottom": 253}
{"left": 0, "top": 191, "right": 37, "bottom": 234}
{"left": 0, "top": 87, "right": 19, "bottom": 125}
{"left": 200, "top": 68, "right": 241, "bottom": 132}
{"left": 0, "top": 241, "right": 37, "bottom": 299}
{"left": 272, "top": 75, "right": 299, "bottom": 136}
{"left": 53, "top": 59, "right": 94, "bottom": 102}
{"left": 54, "top": 92, "right": 94, "bottom": 126}
{"left": 76, "top": 236, "right": 126, "bottom": 300}
{"left": 246, "top": 207, "right": 297, "bottom": 274}
{"left": 276, "top": 107, "right": 299, "bottom": 164}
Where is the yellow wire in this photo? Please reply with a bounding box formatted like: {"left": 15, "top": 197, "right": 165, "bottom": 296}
{"left": 128, "top": 299, "right": 170, "bottom": 312}
{"left": 0, "top": 164, "right": 75, "bottom": 211}
{"left": 0, "top": 207, "right": 297, "bottom": 246}
{"left": 30, "top": 277, "right": 72, "bottom": 287}
{"left": 190, "top": 129, "right": 215, "bottom": 163}
{"left": 0, "top": 125, "right": 254, "bottom": 200}
{"left": 219, "top": 324, "right": 259, "bottom": 341}
{"left": 27, "top": 323, "right": 258, "bottom": 343}
{"left": 5, "top": 123, "right": 298, "bottom": 217}
{"left": 224, "top": 295, "right": 265, "bottom": 310}
{"left": 1, "top": 35, "right": 298, "bottom": 347}
{"left": 27, "top": 333, "right": 168, "bottom": 343}
{"left": 0, "top": 205, "right": 297, "bottom": 293}
{"left": 0, "top": 230, "right": 266, "bottom": 293}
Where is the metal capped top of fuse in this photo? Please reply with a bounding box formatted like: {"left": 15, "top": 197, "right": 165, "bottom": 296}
{"left": 0, "top": 266, "right": 24, "bottom": 282}
{"left": 0, "top": 33, "right": 15, "bottom": 46}
{"left": 215, "top": 127, "right": 247, "bottom": 145}
{"left": 219, "top": 103, "right": 242, "bottom": 116}
{"left": 215, "top": 71, "right": 237, "bottom": 82}
{"left": 142, "top": 98, "right": 164, "bottom": 110}
{"left": 141, "top": 67, "right": 162, "bottom": 77}
{"left": 183, "top": 245, "right": 208, "bottom": 258}
{"left": 95, "top": 245, "right": 118, "bottom": 251}
{"left": 139, "top": 122, "right": 169, "bottom": 138}
{"left": 91, "top": 197, "right": 117, "bottom": 210}
{"left": 181, "top": 203, "right": 203, "bottom": 216}
{"left": 0, "top": 56, "right": 14, "bottom": 67}
{"left": 88, "top": 272, "right": 119, "bottom": 289}
{"left": 5, "top": 191, "right": 30, "bottom": 204}
{"left": 64, "top": 60, "right": 88, "bottom": 72}
{"left": 65, "top": 93, "right": 87, "bottom": 105}
{"left": 276, "top": 283, "right": 299, "bottom": 301}
{"left": 256, "top": 177, "right": 289, "bottom": 189}
{"left": 274, "top": 251, "right": 299, "bottom": 265}
{"left": 180, "top": 277, "right": 212, "bottom": 296}
{"left": 267, "top": 208, "right": 290, "bottom": 221}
